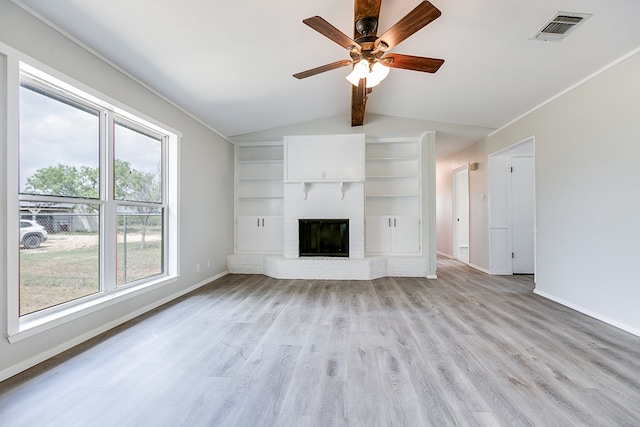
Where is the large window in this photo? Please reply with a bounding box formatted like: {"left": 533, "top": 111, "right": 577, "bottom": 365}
{"left": 11, "top": 63, "right": 178, "bottom": 328}
{"left": 114, "top": 119, "right": 164, "bottom": 286}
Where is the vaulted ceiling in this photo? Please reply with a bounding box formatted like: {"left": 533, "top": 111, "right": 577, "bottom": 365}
{"left": 13, "top": 0, "right": 640, "bottom": 156}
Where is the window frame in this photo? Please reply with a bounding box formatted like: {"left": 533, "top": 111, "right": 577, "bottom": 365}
{"left": 5, "top": 53, "right": 180, "bottom": 343}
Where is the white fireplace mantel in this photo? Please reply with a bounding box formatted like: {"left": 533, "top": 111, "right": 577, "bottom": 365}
{"left": 229, "top": 132, "right": 438, "bottom": 280}
{"left": 284, "top": 180, "right": 364, "bottom": 200}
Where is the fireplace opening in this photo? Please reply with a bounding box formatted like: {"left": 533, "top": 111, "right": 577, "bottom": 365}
{"left": 299, "top": 219, "right": 349, "bottom": 257}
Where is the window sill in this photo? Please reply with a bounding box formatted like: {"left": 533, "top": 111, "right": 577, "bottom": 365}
{"left": 7, "top": 275, "right": 178, "bottom": 344}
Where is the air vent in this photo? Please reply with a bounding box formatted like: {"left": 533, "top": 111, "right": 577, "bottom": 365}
{"left": 531, "top": 12, "right": 591, "bottom": 42}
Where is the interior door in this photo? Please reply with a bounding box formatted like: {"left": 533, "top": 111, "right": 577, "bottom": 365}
{"left": 511, "top": 156, "right": 535, "bottom": 274}
{"left": 454, "top": 167, "right": 469, "bottom": 263}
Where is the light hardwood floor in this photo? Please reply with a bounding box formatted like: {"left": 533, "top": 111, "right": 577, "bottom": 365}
{"left": 2, "top": 258, "right": 640, "bottom": 426}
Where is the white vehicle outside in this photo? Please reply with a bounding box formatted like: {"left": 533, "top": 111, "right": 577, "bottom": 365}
{"left": 20, "top": 220, "right": 48, "bottom": 249}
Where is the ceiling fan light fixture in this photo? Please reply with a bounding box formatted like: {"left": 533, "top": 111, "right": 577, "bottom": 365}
{"left": 365, "top": 77, "right": 381, "bottom": 88}
{"left": 346, "top": 59, "right": 370, "bottom": 86}
{"left": 370, "top": 61, "right": 390, "bottom": 81}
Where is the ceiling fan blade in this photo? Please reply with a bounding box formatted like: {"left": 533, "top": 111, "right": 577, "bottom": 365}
{"left": 293, "top": 60, "right": 353, "bottom": 79}
{"left": 303, "top": 16, "right": 360, "bottom": 50}
{"left": 351, "top": 79, "right": 367, "bottom": 126}
{"left": 375, "top": 1, "right": 441, "bottom": 51}
{"left": 383, "top": 54, "right": 444, "bottom": 73}
{"left": 354, "top": 0, "right": 382, "bottom": 38}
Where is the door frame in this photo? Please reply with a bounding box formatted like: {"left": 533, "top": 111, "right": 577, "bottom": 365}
{"left": 510, "top": 155, "right": 535, "bottom": 274}
{"left": 488, "top": 136, "right": 536, "bottom": 276}
{"left": 453, "top": 165, "right": 470, "bottom": 263}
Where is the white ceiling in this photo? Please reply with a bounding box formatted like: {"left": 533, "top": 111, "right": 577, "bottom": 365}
{"left": 13, "top": 0, "right": 640, "bottom": 156}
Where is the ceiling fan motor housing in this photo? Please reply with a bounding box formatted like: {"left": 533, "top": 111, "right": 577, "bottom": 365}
{"left": 356, "top": 17, "right": 377, "bottom": 36}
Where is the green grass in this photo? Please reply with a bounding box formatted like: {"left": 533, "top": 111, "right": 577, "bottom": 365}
{"left": 116, "top": 240, "right": 163, "bottom": 285}
{"left": 20, "top": 237, "right": 162, "bottom": 316}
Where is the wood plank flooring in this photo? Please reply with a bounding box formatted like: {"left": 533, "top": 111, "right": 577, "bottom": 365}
{"left": 2, "top": 257, "right": 640, "bottom": 426}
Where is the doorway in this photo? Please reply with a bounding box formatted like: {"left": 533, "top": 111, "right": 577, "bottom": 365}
{"left": 510, "top": 156, "right": 535, "bottom": 274}
{"left": 453, "top": 166, "right": 469, "bottom": 264}
{"left": 488, "top": 137, "right": 535, "bottom": 275}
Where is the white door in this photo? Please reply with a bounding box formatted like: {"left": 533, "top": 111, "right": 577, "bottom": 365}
{"left": 391, "top": 216, "right": 420, "bottom": 254}
{"left": 261, "top": 216, "right": 284, "bottom": 252}
{"left": 236, "top": 216, "right": 261, "bottom": 252}
{"left": 365, "top": 216, "right": 392, "bottom": 253}
{"left": 454, "top": 167, "right": 469, "bottom": 263}
{"left": 511, "top": 156, "right": 535, "bottom": 274}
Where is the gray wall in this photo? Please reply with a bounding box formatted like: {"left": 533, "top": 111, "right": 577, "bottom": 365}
{"left": 437, "top": 48, "right": 640, "bottom": 335}
{"left": 0, "top": 1, "right": 234, "bottom": 379}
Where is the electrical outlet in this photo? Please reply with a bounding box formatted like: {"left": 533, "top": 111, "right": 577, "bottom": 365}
{"left": 196, "top": 263, "right": 200, "bottom": 272}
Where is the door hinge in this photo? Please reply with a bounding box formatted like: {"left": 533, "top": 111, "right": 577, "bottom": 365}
{"left": 510, "top": 167, "right": 513, "bottom": 173}
{"left": 512, "top": 252, "right": 515, "bottom": 258}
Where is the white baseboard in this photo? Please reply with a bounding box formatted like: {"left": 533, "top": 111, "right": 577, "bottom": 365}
{"left": 436, "top": 251, "right": 454, "bottom": 259}
{"left": 534, "top": 289, "right": 640, "bottom": 338}
{"left": 469, "top": 263, "right": 491, "bottom": 274}
{"left": 0, "top": 271, "right": 228, "bottom": 383}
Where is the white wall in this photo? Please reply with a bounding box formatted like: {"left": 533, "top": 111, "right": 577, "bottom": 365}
{"left": 487, "top": 49, "right": 640, "bottom": 335}
{"left": 0, "top": 1, "right": 234, "bottom": 380}
{"left": 436, "top": 51, "right": 640, "bottom": 335}
{"left": 436, "top": 141, "right": 489, "bottom": 270}
{"left": 438, "top": 48, "right": 640, "bottom": 335}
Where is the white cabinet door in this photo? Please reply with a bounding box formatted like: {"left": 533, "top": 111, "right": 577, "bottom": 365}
{"left": 261, "top": 216, "right": 283, "bottom": 252}
{"left": 366, "top": 216, "right": 392, "bottom": 253}
{"left": 236, "top": 216, "right": 261, "bottom": 252}
{"left": 236, "top": 216, "right": 283, "bottom": 252}
{"left": 391, "top": 216, "right": 420, "bottom": 254}
{"left": 366, "top": 215, "right": 420, "bottom": 254}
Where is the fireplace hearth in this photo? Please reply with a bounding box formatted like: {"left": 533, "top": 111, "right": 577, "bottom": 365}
{"left": 299, "top": 219, "right": 349, "bottom": 257}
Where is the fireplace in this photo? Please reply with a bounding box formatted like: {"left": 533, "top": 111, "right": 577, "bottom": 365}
{"left": 299, "top": 219, "right": 349, "bottom": 257}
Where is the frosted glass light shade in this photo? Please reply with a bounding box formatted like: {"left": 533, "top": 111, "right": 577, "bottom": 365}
{"left": 365, "top": 77, "right": 381, "bottom": 88}
{"left": 346, "top": 70, "right": 362, "bottom": 86}
{"left": 346, "top": 59, "right": 370, "bottom": 86}
{"left": 370, "top": 62, "right": 390, "bottom": 81}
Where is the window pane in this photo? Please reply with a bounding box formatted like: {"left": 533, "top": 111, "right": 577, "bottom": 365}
{"left": 114, "top": 122, "right": 162, "bottom": 203}
{"left": 117, "top": 206, "right": 163, "bottom": 286}
{"left": 19, "top": 82, "right": 100, "bottom": 198}
{"left": 19, "top": 203, "right": 100, "bottom": 316}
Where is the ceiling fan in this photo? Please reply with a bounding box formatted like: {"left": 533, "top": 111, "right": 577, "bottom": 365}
{"left": 293, "top": 0, "right": 445, "bottom": 127}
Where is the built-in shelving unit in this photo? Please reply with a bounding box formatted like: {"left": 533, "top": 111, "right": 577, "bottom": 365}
{"left": 235, "top": 142, "right": 284, "bottom": 217}
{"left": 235, "top": 142, "right": 284, "bottom": 253}
{"left": 365, "top": 138, "right": 421, "bottom": 217}
{"left": 365, "top": 138, "right": 422, "bottom": 254}
{"left": 230, "top": 134, "right": 434, "bottom": 276}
